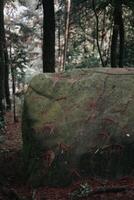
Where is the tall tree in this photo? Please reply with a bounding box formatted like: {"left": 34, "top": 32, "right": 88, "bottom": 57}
{"left": 62, "top": 0, "right": 71, "bottom": 71}
{"left": 4, "top": 49, "right": 11, "bottom": 110}
{"left": 42, "top": 0, "right": 55, "bottom": 72}
{"left": 92, "top": 0, "right": 105, "bottom": 67}
{"left": 0, "top": 0, "right": 5, "bottom": 127}
{"left": 111, "top": 0, "right": 124, "bottom": 68}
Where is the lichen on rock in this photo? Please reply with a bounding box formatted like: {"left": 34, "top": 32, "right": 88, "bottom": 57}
{"left": 22, "top": 68, "right": 134, "bottom": 186}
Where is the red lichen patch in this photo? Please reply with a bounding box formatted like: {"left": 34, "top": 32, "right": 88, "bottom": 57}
{"left": 87, "top": 100, "right": 97, "bottom": 110}
{"left": 42, "top": 150, "right": 55, "bottom": 167}
{"left": 102, "top": 117, "right": 117, "bottom": 125}
{"left": 35, "top": 123, "right": 56, "bottom": 135}
{"left": 43, "top": 124, "right": 55, "bottom": 135}
{"left": 58, "top": 143, "right": 72, "bottom": 152}
{"left": 97, "top": 130, "right": 109, "bottom": 139}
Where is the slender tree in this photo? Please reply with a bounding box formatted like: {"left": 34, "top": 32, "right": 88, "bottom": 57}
{"left": 57, "top": 10, "right": 62, "bottom": 70}
{"left": 92, "top": 0, "right": 105, "bottom": 67}
{"left": 4, "top": 37, "right": 11, "bottom": 110}
{"left": 111, "top": 0, "right": 124, "bottom": 68}
{"left": 0, "top": 0, "right": 5, "bottom": 127}
{"left": 42, "top": 0, "right": 55, "bottom": 72}
{"left": 62, "top": 0, "right": 71, "bottom": 71}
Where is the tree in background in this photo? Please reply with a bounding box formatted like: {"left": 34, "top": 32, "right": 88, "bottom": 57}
{"left": 0, "top": 0, "right": 11, "bottom": 132}
{"left": 18, "top": 0, "right": 55, "bottom": 73}
{"left": 4, "top": 0, "right": 42, "bottom": 121}
{"left": 62, "top": 0, "right": 71, "bottom": 71}
{"left": 42, "top": 0, "right": 55, "bottom": 72}
{"left": 111, "top": 0, "right": 124, "bottom": 68}
{"left": 4, "top": 47, "right": 11, "bottom": 110}
{"left": 16, "top": 0, "right": 134, "bottom": 71}
{"left": 92, "top": 0, "right": 105, "bottom": 67}
{"left": 0, "top": 0, "right": 5, "bottom": 130}
{"left": 2, "top": 0, "right": 134, "bottom": 87}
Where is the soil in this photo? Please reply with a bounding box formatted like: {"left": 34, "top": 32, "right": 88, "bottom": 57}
{"left": 0, "top": 111, "right": 134, "bottom": 200}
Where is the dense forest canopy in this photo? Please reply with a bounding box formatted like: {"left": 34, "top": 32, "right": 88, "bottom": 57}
{"left": 0, "top": 0, "right": 134, "bottom": 131}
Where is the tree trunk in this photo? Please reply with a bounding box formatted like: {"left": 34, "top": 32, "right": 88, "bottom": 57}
{"left": 0, "top": 0, "right": 5, "bottom": 126}
{"left": 111, "top": 25, "right": 119, "bottom": 67}
{"left": 9, "top": 40, "right": 17, "bottom": 123}
{"left": 42, "top": 0, "right": 55, "bottom": 73}
{"left": 92, "top": 0, "right": 105, "bottom": 67}
{"left": 119, "top": 4, "right": 124, "bottom": 68}
{"left": 111, "top": 0, "right": 124, "bottom": 68}
{"left": 62, "top": 0, "right": 71, "bottom": 71}
{"left": 11, "top": 67, "right": 17, "bottom": 123}
{"left": 101, "top": 9, "right": 106, "bottom": 48}
{"left": 4, "top": 47, "right": 11, "bottom": 110}
{"left": 57, "top": 14, "right": 62, "bottom": 71}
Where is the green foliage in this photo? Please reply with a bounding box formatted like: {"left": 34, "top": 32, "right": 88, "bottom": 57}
{"left": 68, "top": 0, "right": 134, "bottom": 70}
{"left": 124, "top": 41, "right": 134, "bottom": 67}
{"left": 124, "top": 7, "right": 134, "bottom": 67}
{"left": 12, "top": 47, "right": 29, "bottom": 84}
{"left": 65, "top": 55, "right": 100, "bottom": 70}
{"left": 76, "top": 56, "right": 100, "bottom": 68}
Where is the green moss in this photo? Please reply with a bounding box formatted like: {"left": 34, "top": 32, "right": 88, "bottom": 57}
{"left": 22, "top": 69, "right": 134, "bottom": 186}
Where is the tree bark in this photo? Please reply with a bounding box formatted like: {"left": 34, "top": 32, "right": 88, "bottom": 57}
{"left": 0, "top": 0, "right": 5, "bottom": 124}
{"left": 92, "top": 0, "right": 105, "bottom": 67}
{"left": 111, "top": 0, "right": 124, "bottom": 68}
{"left": 62, "top": 0, "right": 71, "bottom": 71}
{"left": 111, "top": 25, "right": 119, "bottom": 67}
{"left": 57, "top": 13, "right": 62, "bottom": 70}
{"left": 119, "top": 4, "right": 124, "bottom": 68}
{"left": 9, "top": 39, "right": 17, "bottom": 123}
{"left": 101, "top": 9, "right": 106, "bottom": 48}
{"left": 42, "top": 0, "right": 55, "bottom": 73}
{"left": 4, "top": 45, "right": 11, "bottom": 110}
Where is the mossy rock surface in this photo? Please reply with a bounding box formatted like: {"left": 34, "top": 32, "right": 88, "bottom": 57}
{"left": 22, "top": 68, "right": 134, "bottom": 186}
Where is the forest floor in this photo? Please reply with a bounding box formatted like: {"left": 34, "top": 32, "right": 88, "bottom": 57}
{"left": 0, "top": 111, "right": 134, "bottom": 200}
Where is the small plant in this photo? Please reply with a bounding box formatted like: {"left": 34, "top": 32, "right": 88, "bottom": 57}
{"left": 70, "top": 183, "right": 92, "bottom": 199}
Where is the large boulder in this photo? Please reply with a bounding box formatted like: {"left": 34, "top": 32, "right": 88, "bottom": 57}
{"left": 22, "top": 68, "right": 134, "bottom": 186}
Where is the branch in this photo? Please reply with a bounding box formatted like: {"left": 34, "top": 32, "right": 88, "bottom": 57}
{"left": 70, "top": 186, "right": 134, "bottom": 199}
{"left": 90, "top": 186, "right": 132, "bottom": 195}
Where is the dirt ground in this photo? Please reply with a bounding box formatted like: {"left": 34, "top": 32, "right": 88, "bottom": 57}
{"left": 0, "top": 111, "right": 134, "bottom": 200}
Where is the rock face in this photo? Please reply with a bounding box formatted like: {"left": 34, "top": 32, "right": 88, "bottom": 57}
{"left": 22, "top": 68, "right": 134, "bottom": 186}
